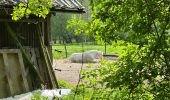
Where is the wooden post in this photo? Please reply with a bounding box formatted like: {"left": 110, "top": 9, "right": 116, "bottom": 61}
{"left": 104, "top": 39, "right": 107, "bottom": 55}
{"left": 36, "top": 24, "right": 59, "bottom": 88}
{"left": 64, "top": 41, "right": 68, "bottom": 58}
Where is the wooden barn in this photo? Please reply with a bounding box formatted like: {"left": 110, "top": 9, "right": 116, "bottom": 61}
{"left": 0, "top": 0, "right": 84, "bottom": 99}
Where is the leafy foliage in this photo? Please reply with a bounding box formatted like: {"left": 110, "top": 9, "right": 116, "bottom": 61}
{"left": 66, "top": 0, "right": 96, "bottom": 44}
{"left": 31, "top": 92, "right": 48, "bottom": 100}
{"left": 78, "top": 0, "right": 170, "bottom": 99}
{"left": 67, "top": 15, "right": 89, "bottom": 35}
{"left": 12, "top": 0, "right": 52, "bottom": 21}
{"left": 57, "top": 80, "right": 73, "bottom": 89}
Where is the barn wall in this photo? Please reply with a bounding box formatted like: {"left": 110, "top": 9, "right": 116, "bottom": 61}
{"left": 0, "top": 16, "right": 54, "bottom": 98}
{"left": 0, "top": 49, "right": 29, "bottom": 98}
{"left": 0, "top": 22, "right": 39, "bottom": 48}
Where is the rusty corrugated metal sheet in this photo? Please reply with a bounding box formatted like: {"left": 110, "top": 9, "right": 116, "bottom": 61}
{"left": 0, "top": 0, "right": 84, "bottom": 12}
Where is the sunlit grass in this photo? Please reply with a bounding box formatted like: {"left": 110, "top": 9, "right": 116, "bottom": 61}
{"left": 52, "top": 44, "right": 125, "bottom": 59}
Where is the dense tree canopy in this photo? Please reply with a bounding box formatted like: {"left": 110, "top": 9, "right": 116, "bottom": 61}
{"left": 81, "top": 0, "right": 170, "bottom": 99}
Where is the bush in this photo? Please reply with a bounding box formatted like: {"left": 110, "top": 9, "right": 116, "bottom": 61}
{"left": 58, "top": 80, "right": 73, "bottom": 89}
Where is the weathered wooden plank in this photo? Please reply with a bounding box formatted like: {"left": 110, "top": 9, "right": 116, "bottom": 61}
{"left": 0, "top": 49, "right": 19, "bottom": 53}
{"left": 0, "top": 54, "right": 10, "bottom": 98}
{"left": 34, "top": 48, "right": 45, "bottom": 80}
{"left": 40, "top": 43, "right": 56, "bottom": 88}
{"left": 30, "top": 49, "right": 38, "bottom": 67}
{"left": 0, "top": 55, "right": 5, "bottom": 79}
{"left": 18, "top": 51, "right": 30, "bottom": 92}
{"left": 3, "top": 53, "right": 15, "bottom": 96}
{"left": 0, "top": 18, "right": 44, "bottom": 23}
{"left": 23, "top": 48, "right": 34, "bottom": 91}
{"left": 23, "top": 48, "right": 31, "bottom": 76}
{"left": 36, "top": 24, "right": 58, "bottom": 88}
{"left": 35, "top": 48, "right": 52, "bottom": 89}
{"left": 7, "top": 53, "right": 24, "bottom": 95}
{"left": 45, "top": 47, "right": 59, "bottom": 87}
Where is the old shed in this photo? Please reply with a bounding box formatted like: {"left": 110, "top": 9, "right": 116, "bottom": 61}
{"left": 0, "top": 0, "right": 84, "bottom": 99}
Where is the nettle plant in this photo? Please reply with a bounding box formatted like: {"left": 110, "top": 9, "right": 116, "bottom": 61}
{"left": 81, "top": 0, "right": 170, "bottom": 99}
{"left": 12, "top": 0, "right": 52, "bottom": 21}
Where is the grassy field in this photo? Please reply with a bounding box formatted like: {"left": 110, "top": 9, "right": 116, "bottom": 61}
{"left": 52, "top": 44, "right": 125, "bottom": 59}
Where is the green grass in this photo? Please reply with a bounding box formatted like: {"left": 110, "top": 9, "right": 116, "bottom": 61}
{"left": 58, "top": 80, "right": 74, "bottom": 89}
{"left": 52, "top": 44, "right": 126, "bottom": 59}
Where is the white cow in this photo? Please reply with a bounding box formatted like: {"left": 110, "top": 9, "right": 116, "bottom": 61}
{"left": 69, "top": 50, "right": 103, "bottom": 63}
{"left": 84, "top": 50, "right": 103, "bottom": 59}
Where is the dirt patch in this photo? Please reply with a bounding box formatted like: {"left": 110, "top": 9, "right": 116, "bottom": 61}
{"left": 53, "top": 59, "right": 100, "bottom": 84}
{"left": 53, "top": 56, "right": 118, "bottom": 85}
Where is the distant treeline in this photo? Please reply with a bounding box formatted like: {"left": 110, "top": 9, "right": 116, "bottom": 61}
{"left": 51, "top": 0, "right": 92, "bottom": 44}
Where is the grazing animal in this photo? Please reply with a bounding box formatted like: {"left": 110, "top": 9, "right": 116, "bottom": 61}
{"left": 69, "top": 50, "right": 103, "bottom": 63}
{"left": 84, "top": 50, "right": 103, "bottom": 59}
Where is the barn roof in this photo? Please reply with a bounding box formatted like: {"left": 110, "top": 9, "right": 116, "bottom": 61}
{"left": 0, "top": 0, "right": 85, "bottom": 13}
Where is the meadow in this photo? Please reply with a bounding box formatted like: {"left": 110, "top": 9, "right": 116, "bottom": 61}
{"left": 42, "top": 42, "right": 128, "bottom": 100}
{"left": 52, "top": 43, "right": 126, "bottom": 59}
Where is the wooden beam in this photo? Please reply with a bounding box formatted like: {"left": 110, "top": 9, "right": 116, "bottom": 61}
{"left": 3, "top": 53, "right": 15, "bottom": 96}
{"left": 0, "top": 18, "right": 44, "bottom": 23}
{"left": 36, "top": 24, "right": 59, "bottom": 88}
{"left": 18, "top": 51, "right": 30, "bottom": 92}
